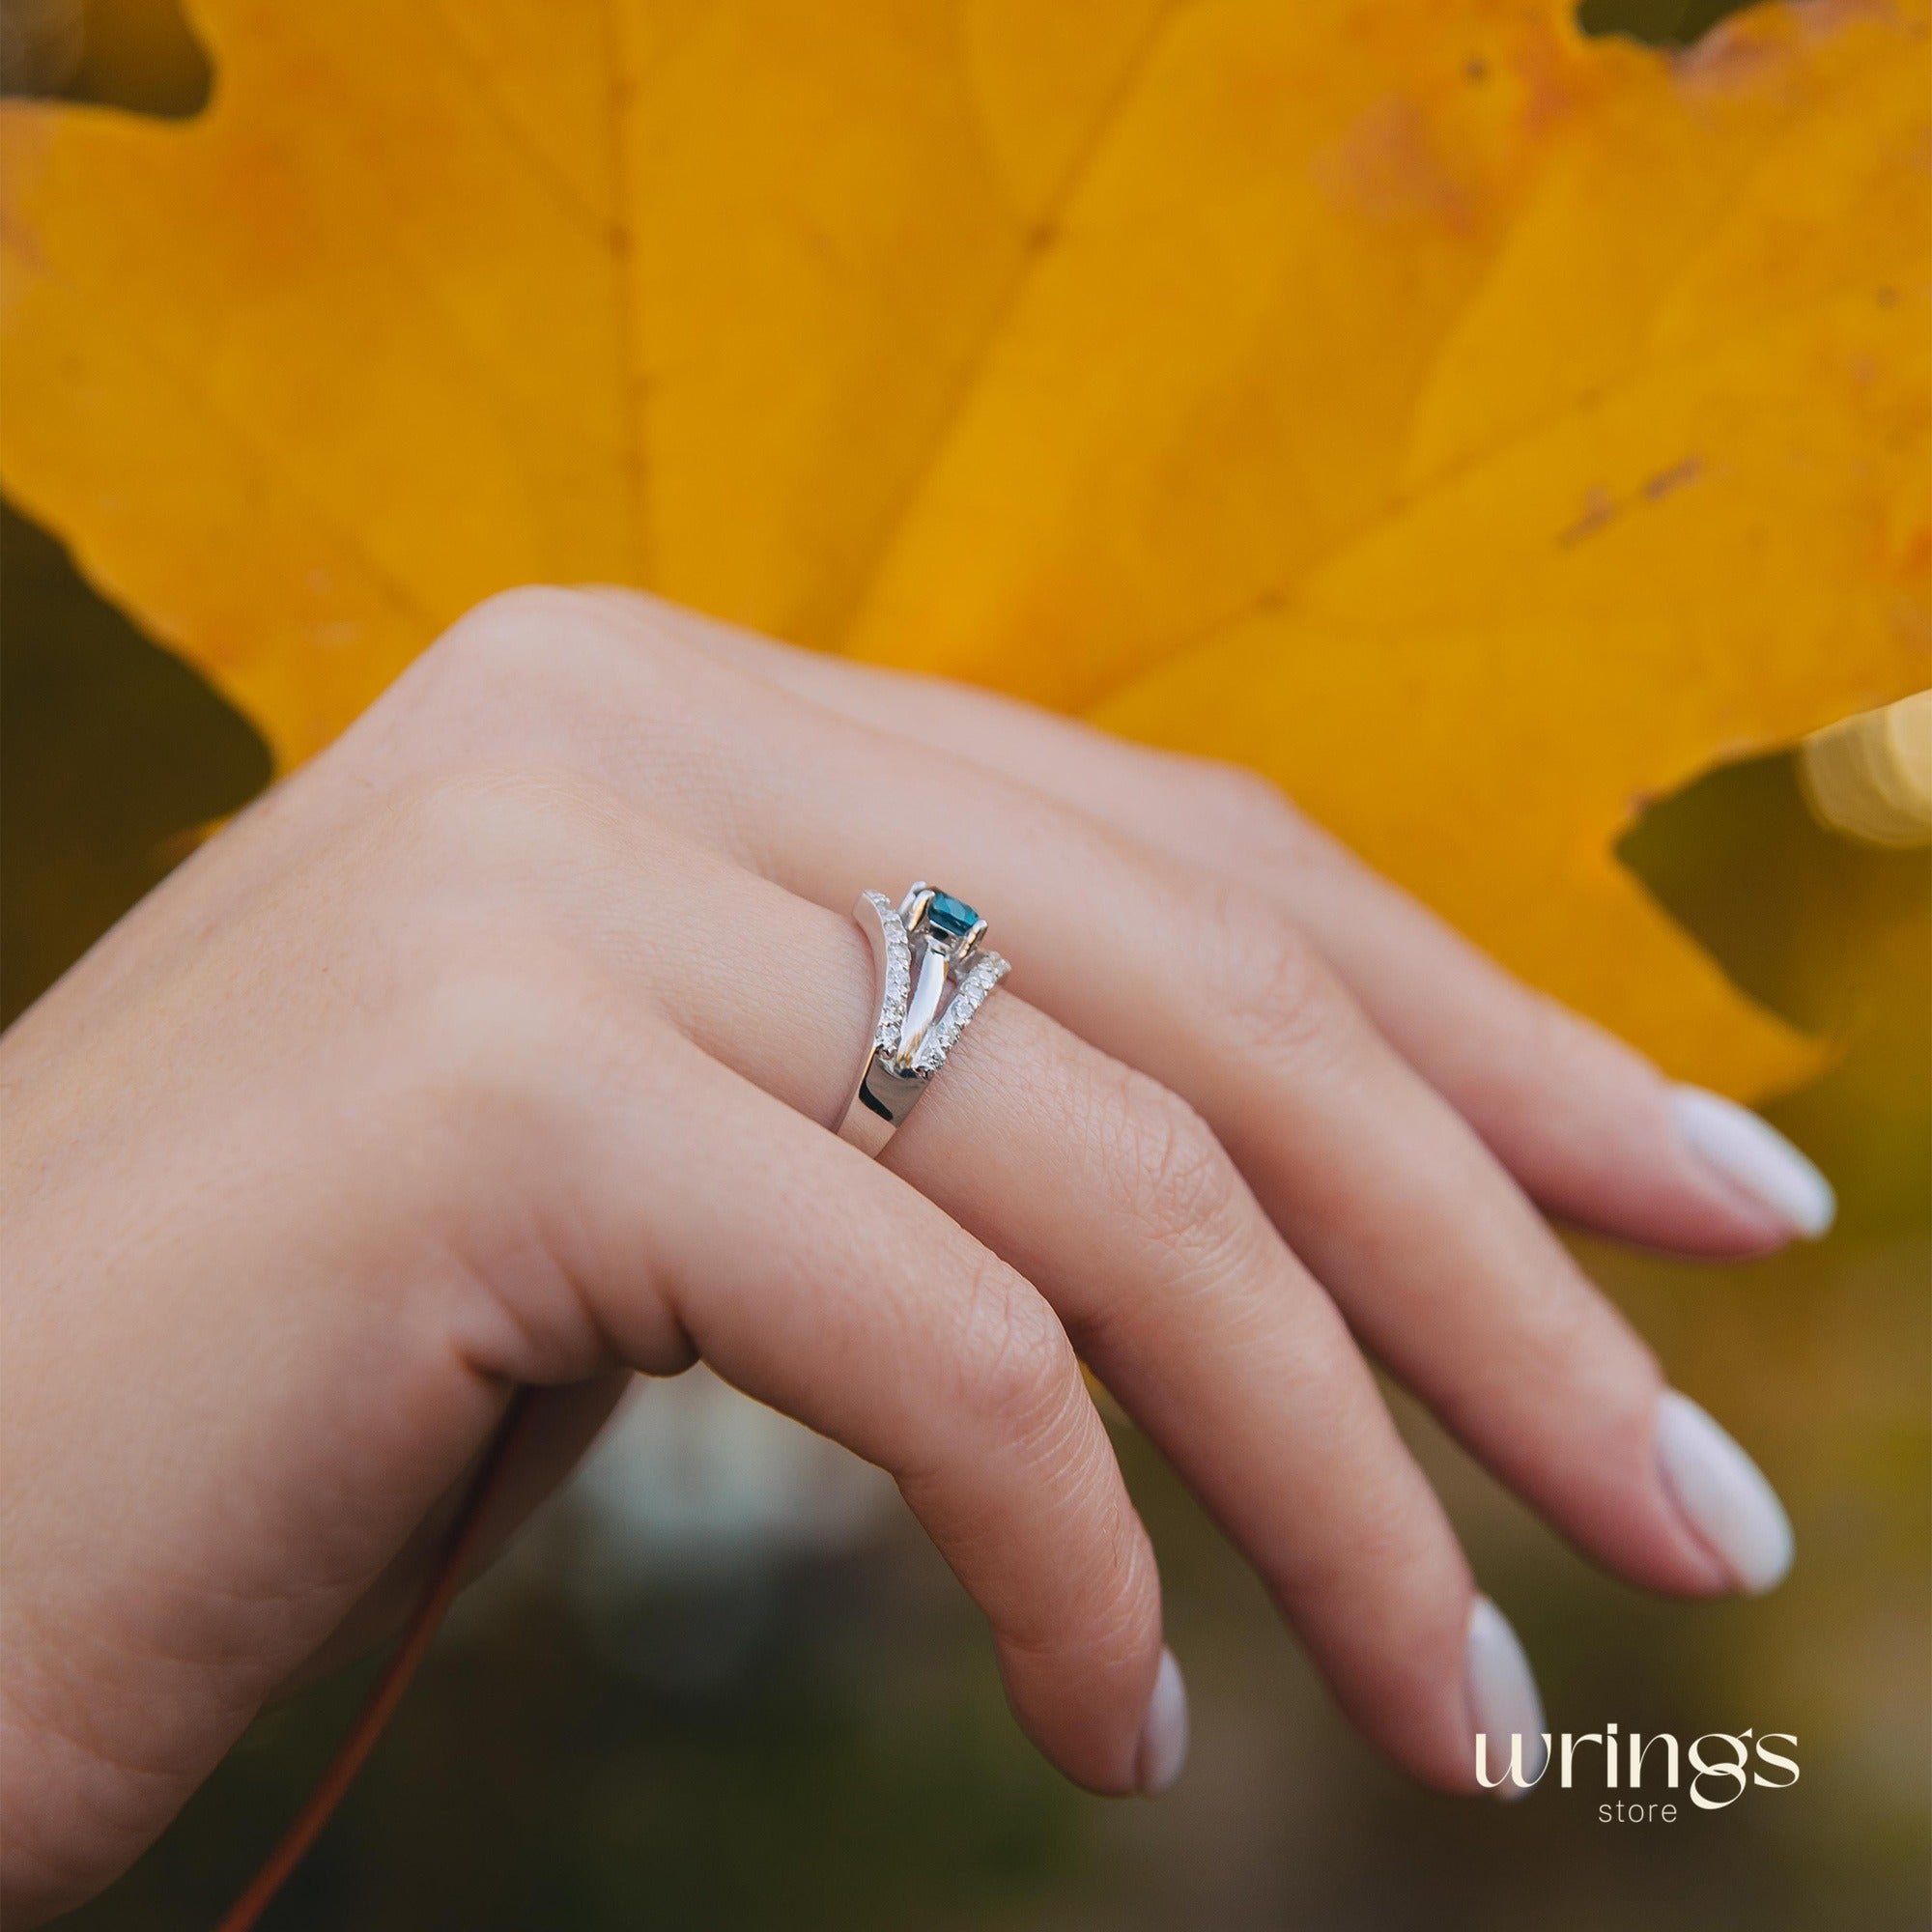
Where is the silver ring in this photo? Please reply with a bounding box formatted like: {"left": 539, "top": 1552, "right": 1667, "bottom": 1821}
{"left": 838, "top": 883, "right": 1009, "bottom": 1156}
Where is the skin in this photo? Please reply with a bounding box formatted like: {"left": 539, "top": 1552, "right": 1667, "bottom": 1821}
{"left": 0, "top": 588, "right": 1798, "bottom": 1922}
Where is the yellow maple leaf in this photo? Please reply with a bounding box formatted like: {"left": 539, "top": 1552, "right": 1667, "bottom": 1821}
{"left": 2, "top": 0, "right": 1925, "bottom": 1094}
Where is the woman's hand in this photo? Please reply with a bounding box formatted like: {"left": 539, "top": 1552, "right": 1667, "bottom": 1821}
{"left": 0, "top": 588, "right": 1828, "bottom": 1920}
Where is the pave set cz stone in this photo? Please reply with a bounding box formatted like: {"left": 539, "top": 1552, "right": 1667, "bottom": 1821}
{"left": 859, "top": 888, "right": 1009, "bottom": 1079}
{"left": 865, "top": 892, "right": 915, "bottom": 1052}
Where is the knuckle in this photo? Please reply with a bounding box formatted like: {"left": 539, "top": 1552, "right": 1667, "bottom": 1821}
{"left": 1203, "top": 883, "right": 1352, "bottom": 1072}
{"left": 1503, "top": 1264, "right": 1608, "bottom": 1388}
{"left": 1097, "top": 1068, "right": 1246, "bottom": 1264}
{"left": 433, "top": 583, "right": 695, "bottom": 686}
{"left": 1192, "top": 756, "right": 1299, "bottom": 838}
{"left": 1514, "top": 985, "right": 1625, "bottom": 1096}
{"left": 421, "top": 584, "right": 667, "bottom": 715}
{"left": 955, "top": 1264, "right": 1082, "bottom": 1454}
{"left": 415, "top": 586, "right": 708, "bottom": 755}
{"left": 436, "top": 583, "right": 594, "bottom": 669}
{"left": 424, "top": 584, "right": 594, "bottom": 700}
{"left": 1020, "top": 1528, "right": 1161, "bottom": 1693}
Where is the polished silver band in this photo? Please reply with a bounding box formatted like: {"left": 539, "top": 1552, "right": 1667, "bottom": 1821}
{"left": 838, "top": 884, "right": 1009, "bottom": 1157}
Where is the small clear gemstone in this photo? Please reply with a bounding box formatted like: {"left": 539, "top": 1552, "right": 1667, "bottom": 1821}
{"left": 910, "top": 952, "right": 1008, "bottom": 1073}
{"left": 864, "top": 892, "right": 914, "bottom": 1055}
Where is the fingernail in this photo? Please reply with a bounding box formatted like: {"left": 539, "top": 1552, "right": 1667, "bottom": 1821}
{"left": 1671, "top": 1086, "right": 1835, "bottom": 1238}
{"left": 1135, "top": 1646, "right": 1189, "bottom": 1796}
{"left": 1465, "top": 1597, "right": 1548, "bottom": 1801}
{"left": 1656, "top": 1390, "right": 1794, "bottom": 1594}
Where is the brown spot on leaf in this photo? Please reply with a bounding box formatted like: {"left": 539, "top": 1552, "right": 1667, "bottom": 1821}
{"left": 1559, "top": 484, "right": 1618, "bottom": 545}
{"left": 1643, "top": 456, "right": 1703, "bottom": 501}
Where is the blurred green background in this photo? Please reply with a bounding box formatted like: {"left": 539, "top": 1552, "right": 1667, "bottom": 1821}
{"left": 4, "top": 3, "right": 1927, "bottom": 1927}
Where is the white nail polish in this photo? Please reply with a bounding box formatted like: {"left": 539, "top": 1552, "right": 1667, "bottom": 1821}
{"left": 1671, "top": 1086, "right": 1836, "bottom": 1238}
{"left": 1136, "top": 1647, "right": 1189, "bottom": 1796}
{"left": 1656, "top": 1390, "right": 1795, "bottom": 1594}
{"left": 1466, "top": 1598, "right": 1548, "bottom": 1802}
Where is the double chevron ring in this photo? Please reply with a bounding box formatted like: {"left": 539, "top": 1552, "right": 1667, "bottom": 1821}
{"left": 837, "top": 884, "right": 1009, "bottom": 1157}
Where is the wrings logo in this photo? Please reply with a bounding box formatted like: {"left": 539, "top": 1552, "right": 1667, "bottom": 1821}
{"left": 1477, "top": 1725, "right": 1800, "bottom": 1819}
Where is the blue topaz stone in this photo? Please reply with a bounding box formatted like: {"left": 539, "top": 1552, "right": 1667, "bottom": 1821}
{"left": 923, "top": 891, "right": 980, "bottom": 943}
